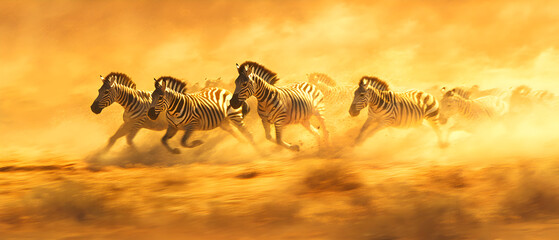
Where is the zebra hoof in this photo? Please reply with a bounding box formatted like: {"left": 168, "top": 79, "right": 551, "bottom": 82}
{"left": 184, "top": 140, "right": 203, "bottom": 148}
{"left": 289, "top": 145, "right": 300, "bottom": 152}
{"left": 171, "top": 148, "right": 181, "bottom": 154}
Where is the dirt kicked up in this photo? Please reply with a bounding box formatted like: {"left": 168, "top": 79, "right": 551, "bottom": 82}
{"left": 2, "top": 0, "right": 559, "bottom": 239}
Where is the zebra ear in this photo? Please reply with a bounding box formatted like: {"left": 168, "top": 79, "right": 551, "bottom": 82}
{"left": 441, "top": 87, "right": 447, "bottom": 93}
{"left": 100, "top": 75, "right": 104, "bottom": 81}
{"left": 359, "top": 78, "right": 369, "bottom": 88}
{"left": 236, "top": 63, "right": 240, "bottom": 69}
{"left": 108, "top": 76, "right": 116, "bottom": 86}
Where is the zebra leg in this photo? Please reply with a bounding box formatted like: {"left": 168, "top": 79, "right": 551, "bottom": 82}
{"left": 229, "top": 118, "right": 256, "bottom": 145}
{"left": 220, "top": 121, "right": 244, "bottom": 143}
{"left": 262, "top": 119, "right": 274, "bottom": 142}
{"left": 161, "top": 126, "right": 181, "bottom": 154}
{"left": 105, "top": 122, "right": 131, "bottom": 151}
{"left": 314, "top": 111, "right": 330, "bottom": 146}
{"left": 427, "top": 120, "right": 448, "bottom": 148}
{"left": 301, "top": 120, "right": 321, "bottom": 145}
{"left": 355, "top": 118, "right": 374, "bottom": 145}
{"left": 274, "top": 123, "right": 299, "bottom": 152}
{"left": 181, "top": 126, "right": 203, "bottom": 148}
{"left": 125, "top": 119, "right": 146, "bottom": 150}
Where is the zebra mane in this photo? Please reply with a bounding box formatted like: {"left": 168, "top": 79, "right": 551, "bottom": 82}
{"left": 240, "top": 61, "right": 280, "bottom": 85}
{"left": 360, "top": 76, "right": 389, "bottom": 91}
{"left": 445, "top": 87, "right": 471, "bottom": 99}
{"left": 308, "top": 73, "right": 337, "bottom": 87}
{"left": 136, "top": 90, "right": 152, "bottom": 100}
{"left": 156, "top": 76, "right": 188, "bottom": 94}
{"left": 105, "top": 72, "right": 136, "bottom": 89}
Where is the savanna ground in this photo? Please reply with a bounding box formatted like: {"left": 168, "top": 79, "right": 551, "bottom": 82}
{"left": 2, "top": 103, "right": 559, "bottom": 240}
{"left": 2, "top": 1, "right": 559, "bottom": 239}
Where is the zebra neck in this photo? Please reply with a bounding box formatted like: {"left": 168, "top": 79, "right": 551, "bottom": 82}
{"left": 368, "top": 89, "right": 389, "bottom": 107}
{"left": 458, "top": 98, "right": 472, "bottom": 115}
{"left": 114, "top": 85, "right": 146, "bottom": 111}
{"left": 166, "top": 91, "right": 194, "bottom": 116}
{"left": 253, "top": 77, "right": 277, "bottom": 102}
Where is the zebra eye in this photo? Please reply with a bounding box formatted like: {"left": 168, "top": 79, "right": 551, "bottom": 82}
{"left": 104, "top": 90, "right": 109, "bottom": 94}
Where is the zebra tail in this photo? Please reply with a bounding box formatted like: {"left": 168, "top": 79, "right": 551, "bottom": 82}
{"left": 242, "top": 101, "right": 251, "bottom": 118}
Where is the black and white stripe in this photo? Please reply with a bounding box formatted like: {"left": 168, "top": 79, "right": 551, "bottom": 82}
{"left": 230, "top": 61, "right": 329, "bottom": 151}
{"left": 148, "top": 76, "right": 253, "bottom": 154}
{"left": 90, "top": 72, "right": 168, "bottom": 151}
{"left": 349, "top": 76, "right": 447, "bottom": 147}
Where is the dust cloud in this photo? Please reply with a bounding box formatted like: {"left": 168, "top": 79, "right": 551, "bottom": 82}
{"left": 1, "top": 0, "right": 559, "bottom": 239}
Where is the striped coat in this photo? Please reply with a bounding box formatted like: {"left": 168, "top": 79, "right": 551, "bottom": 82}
{"left": 230, "top": 61, "right": 329, "bottom": 151}
{"left": 349, "top": 76, "right": 446, "bottom": 147}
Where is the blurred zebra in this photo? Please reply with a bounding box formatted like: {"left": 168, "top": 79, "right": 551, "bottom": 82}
{"left": 307, "top": 72, "right": 355, "bottom": 104}
{"left": 439, "top": 88, "right": 508, "bottom": 135}
{"left": 349, "top": 76, "right": 447, "bottom": 147}
{"left": 147, "top": 77, "right": 254, "bottom": 154}
{"left": 90, "top": 72, "right": 176, "bottom": 151}
{"left": 440, "top": 85, "right": 507, "bottom": 100}
{"left": 230, "top": 61, "right": 329, "bottom": 151}
{"left": 509, "top": 85, "right": 556, "bottom": 114}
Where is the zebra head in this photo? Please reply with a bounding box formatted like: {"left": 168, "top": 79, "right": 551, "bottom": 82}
{"left": 148, "top": 78, "right": 168, "bottom": 120}
{"left": 349, "top": 78, "right": 372, "bottom": 117}
{"left": 91, "top": 74, "right": 117, "bottom": 114}
{"left": 439, "top": 89, "right": 463, "bottom": 124}
{"left": 230, "top": 63, "right": 255, "bottom": 109}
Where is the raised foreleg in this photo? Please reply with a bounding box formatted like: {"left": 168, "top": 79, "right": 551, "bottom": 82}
{"left": 180, "top": 125, "right": 203, "bottom": 148}
{"left": 161, "top": 126, "right": 181, "bottom": 154}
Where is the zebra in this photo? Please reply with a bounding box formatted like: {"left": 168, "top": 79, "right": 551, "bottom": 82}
{"left": 439, "top": 89, "right": 509, "bottom": 124}
{"left": 349, "top": 76, "right": 447, "bottom": 148}
{"left": 90, "top": 72, "right": 174, "bottom": 151}
{"left": 509, "top": 85, "right": 556, "bottom": 115}
{"left": 439, "top": 88, "right": 508, "bottom": 140}
{"left": 440, "top": 85, "right": 507, "bottom": 100}
{"left": 230, "top": 61, "right": 329, "bottom": 151}
{"left": 307, "top": 72, "right": 355, "bottom": 105}
{"left": 147, "top": 76, "right": 254, "bottom": 154}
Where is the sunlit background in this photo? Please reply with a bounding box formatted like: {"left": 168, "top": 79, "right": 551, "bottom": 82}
{"left": 1, "top": 0, "right": 559, "bottom": 239}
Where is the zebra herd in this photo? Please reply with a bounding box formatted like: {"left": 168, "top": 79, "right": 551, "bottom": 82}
{"left": 90, "top": 61, "right": 557, "bottom": 153}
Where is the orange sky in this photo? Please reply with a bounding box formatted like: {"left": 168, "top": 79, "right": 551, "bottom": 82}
{"left": 1, "top": 0, "right": 558, "bottom": 152}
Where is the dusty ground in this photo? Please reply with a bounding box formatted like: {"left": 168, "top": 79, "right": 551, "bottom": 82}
{"left": 2, "top": 1, "right": 559, "bottom": 239}
{"left": 1, "top": 110, "right": 559, "bottom": 240}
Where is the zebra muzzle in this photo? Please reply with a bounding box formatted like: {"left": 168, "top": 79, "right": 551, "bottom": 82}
{"left": 90, "top": 102, "right": 102, "bottom": 114}
{"left": 349, "top": 108, "right": 360, "bottom": 117}
{"left": 147, "top": 107, "right": 159, "bottom": 120}
{"left": 230, "top": 94, "right": 243, "bottom": 109}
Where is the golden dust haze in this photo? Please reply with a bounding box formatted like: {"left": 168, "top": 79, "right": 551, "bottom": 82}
{"left": 1, "top": 0, "right": 559, "bottom": 239}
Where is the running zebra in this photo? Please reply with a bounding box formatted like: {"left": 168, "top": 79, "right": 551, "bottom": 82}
{"left": 349, "top": 76, "right": 447, "bottom": 147}
{"left": 147, "top": 76, "right": 254, "bottom": 154}
{"left": 439, "top": 88, "right": 508, "bottom": 139}
{"left": 90, "top": 72, "right": 178, "bottom": 151}
{"left": 509, "top": 85, "right": 556, "bottom": 114}
{"left": 307, "top": 72, "right": 355, "bottom": 104}
{"left": 440, "top": 89, "right": 509, "bottom": 124}
{"left": 230, "top": 61, "right": 329, "bottom": 151}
